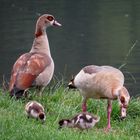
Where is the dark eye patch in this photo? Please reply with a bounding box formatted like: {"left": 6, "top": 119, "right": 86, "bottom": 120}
{"left": 120, "top": 96, "right": 125, "bottom": 104}
{"left": 47, "top": 16, "right": 54, "bottom": 21}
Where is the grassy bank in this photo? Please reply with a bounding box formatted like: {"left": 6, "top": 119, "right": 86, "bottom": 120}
{"left": 0, "top": 83, "right": 140, "bottom": 140}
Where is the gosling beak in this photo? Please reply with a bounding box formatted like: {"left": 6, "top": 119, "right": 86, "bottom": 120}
{"left": 58, "top": 126, "right": 63, "bottom": 130}
{"left": 41, "top": 120, "right": 45, "bottom": 124}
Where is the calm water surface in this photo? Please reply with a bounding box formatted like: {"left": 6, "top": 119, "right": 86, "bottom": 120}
{"left": 0, "top": 0, "right": 140, "bottom": 96}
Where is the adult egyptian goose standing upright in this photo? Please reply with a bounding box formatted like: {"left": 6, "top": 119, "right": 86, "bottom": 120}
{"left": 68, "top": 65, "right": 130, "bottom": 131}
{"left": 9, "top": 14, "right": 61, "bottom": 98}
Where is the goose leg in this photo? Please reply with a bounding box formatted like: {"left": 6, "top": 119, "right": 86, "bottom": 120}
{"left": 36, "top": 86, "right": 45, "bottom": 96}
{"left": 39, "top": 86, "right": 45, "bottom": 96}
{"left": 82, "top": 98, "right": 87, "bottom": 112}
{"left": 106, "top": 99, "right": 112, "bottom": 131}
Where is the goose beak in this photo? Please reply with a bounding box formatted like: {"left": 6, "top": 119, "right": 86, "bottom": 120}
{"left": 68, "top": 81, "right": 76, "bottom": 89}
{"left": 120, "top": 107, "right": 127, "bottom": 120}
{"left": 53, "top": 20, "right": 62, "bottom": 27}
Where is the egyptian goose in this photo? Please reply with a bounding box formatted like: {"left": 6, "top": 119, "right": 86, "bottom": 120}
{"left": 9, "top": 14, "right": 61, "bottom": 98}
{"left": 68, "top": 65, "right": 130, "bottom": 131}
{"left": 25, "top": 101, "right": 46, "bottom": 123}
{"left": 59, "top": 112, "right": 100, "bottom": 130}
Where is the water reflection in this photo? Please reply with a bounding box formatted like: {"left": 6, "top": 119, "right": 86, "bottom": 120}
{"left": 0, "top": 0, "right": 140, "bottom": 96}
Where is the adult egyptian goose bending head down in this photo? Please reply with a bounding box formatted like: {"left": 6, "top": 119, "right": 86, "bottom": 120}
{"left": 59, "top": 112, "right": 100, "bottom": 130}
{"left": 68, "top": 65, "right": 130, "bottom": 131}
{"left": 9, "top": 14, "right": 61, "bottom": 98}
{"left": 25, "top": 101, "right": 46, "bottom": 123}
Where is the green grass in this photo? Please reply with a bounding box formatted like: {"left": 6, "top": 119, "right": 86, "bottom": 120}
{"left": 0, "top": 83, "right": 140, "bottom": 140}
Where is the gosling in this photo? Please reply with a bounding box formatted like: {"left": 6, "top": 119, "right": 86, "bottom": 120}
{"left": 59, "top": 112, "right": 100, "bottom": 130}
{"left": 25, "top": 101, "right": 46, "bottom": 123}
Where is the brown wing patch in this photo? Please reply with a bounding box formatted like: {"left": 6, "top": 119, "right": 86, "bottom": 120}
{"left": 83, "top": 65, "right": 100, "bottom": 74}
{"left": 25, "top": 53, "right": 51, "bottom": 75}
{"left": 29, "top": 103, "right": 43, "bottom": 113}
{"left": 9, "top": 52, "right": 51, "bottom": 91}
{"left": 9, "top": 53, "right": 32, "bottom": 91}
{"left": 16, "top": 73, "right": 36, "bottom": 89}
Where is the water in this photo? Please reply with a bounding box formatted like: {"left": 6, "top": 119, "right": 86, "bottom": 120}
{"left": 0, "top": 0, "right": 140, "bottom": 96}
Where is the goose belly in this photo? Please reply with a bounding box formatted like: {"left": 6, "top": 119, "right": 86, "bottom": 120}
{"left": 75, "top": 69, "right": 124, "bottom": 99}
{"left": 35, "top": 61, "right": 54, "bottom": 86}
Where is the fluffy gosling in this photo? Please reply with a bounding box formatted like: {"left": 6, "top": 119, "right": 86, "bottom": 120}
{"left": 59, "top": 112, "right": 100, "bottom": 130}
{"left": 25, "top": 101, "right": 46, "bottom": 123}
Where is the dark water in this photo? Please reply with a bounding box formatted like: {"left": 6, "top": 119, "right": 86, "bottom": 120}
{"left": 0, "top": 0, "right": 140, "bottom": 96}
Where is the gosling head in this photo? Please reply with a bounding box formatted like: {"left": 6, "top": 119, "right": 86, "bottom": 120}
{"left": 38, "top": 112, "right": 46, "bottom": 123}
{"left": 58, "top": 119, "right": 73, "bottom": 129}
{"left": 25, "top": 101, "right": 46, "bottom": 123}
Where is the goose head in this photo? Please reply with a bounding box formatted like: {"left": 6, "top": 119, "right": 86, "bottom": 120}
{"left": 118, "top": 86, "right": 130, "bottom": 119}
{"left": 35, "top": 14, "right": 62, "bottom": 37}
{"left": 37, "top": 14, "right": 61, "bottom": 27}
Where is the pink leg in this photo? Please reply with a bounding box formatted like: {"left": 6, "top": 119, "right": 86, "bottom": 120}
{"left": 82, "top": 98, "right": 87, "bottom": 112}
{"left": 106, "top": 100, "right": 112, "bottom": 130}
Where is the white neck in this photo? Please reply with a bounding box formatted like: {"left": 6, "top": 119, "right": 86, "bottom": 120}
{"left": 30, "top": 33, "right": 51, "bottom": 57}
{"left": 30, "top": 20, "right": 52, "bottom": 57}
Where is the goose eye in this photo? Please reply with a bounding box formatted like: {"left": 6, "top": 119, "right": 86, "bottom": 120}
{"left": 47, "top": 16, "right": 54, "bottom": 21}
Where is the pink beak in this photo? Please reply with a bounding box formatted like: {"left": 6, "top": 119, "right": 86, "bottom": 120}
{"left": 120, "top": 106, "right": 127, "bottom": 120}
{"left": 53, "top": 20, "right": 62, "bottom": 27}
